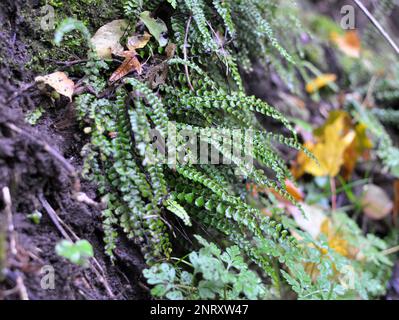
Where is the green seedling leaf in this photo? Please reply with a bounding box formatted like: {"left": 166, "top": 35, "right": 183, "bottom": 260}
{"left": 25, "top": 107, "right": 44, "bottom": 125}
{"left": 27, "top": 210, "right": 42, "bottom": 225}
{"left": 55, "top": 239, "right": 94, "bottom": 267}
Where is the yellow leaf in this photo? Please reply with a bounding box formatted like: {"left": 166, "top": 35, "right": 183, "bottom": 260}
{"left": 354, "top": 123, "right": 373, "bottom": 154}
{"left": 320, "top": 218, "right": 350, "bottom": 257}
{"left": 305, "top": 73, "right": 337, "bottom": 94}
{"left": 343, "top": 122, "right": 373, "bottom": 179}
{"left": 303, "top": 114, "right": 355, "bottom": 177}
{"left": 35, "top": 71, "right": 75, "bottom": 101}
{"left": 331, "top": 30, "right": 361, "bottom": 58}
{"left": 127, "top": 31, "right": 151, "bottom": 51}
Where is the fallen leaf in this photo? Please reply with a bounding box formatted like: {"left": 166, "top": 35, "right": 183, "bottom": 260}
{"left": 285, "top": 179, "right": 304, "bottom": 202}
{"left": 109, "top": 51, "right": 142, "bottom": 83}
{"left": 303, "top": 112, "right": 355, "bottom": 177}
{"left": 147, "top": 63, "right": 169, "bottom": 89}
{"left": 139, "top": 11, "right": 168, "bottom": 47}
{"left": 289, "top": 203, "right": 326, "bottom": 239}
{"left": 331, "top": 30, "right": 361, "bottom": 58}
{"left": 343, "top": 122, "right": 373, "bottom": 178}
{"left": 268, "top": 179, "right": 304, "bottom": 203}
{"left": 305, "top": 73, "right": 337, "bottom": 94}
{"left": 91, "top": 19, "right": 128, "bottom": 59}
{"left": 290, "top": 205, "right": 354, "bottom": 259}
{"left": 35, "top": 71, "right": 75, "bottom": 100}
{"left": 320, "top": 218, "right": 351, "bottom": 257}
{"left": 361, "top": 184, "right": 393, "bottom": 220}
{"left": 292, "top": 111, "right": 371, "bottom": 179}
{"left": 127, "top": 31, "right": 151, "bottom": 51}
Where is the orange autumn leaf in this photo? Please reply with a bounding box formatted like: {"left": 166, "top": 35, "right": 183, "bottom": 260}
{"left": 331, "top": 30, "right": 361, "bottom": 58}
{"left": 109, "top": 51, "right": 142, "bottom": 83}
{"left": 284, "top": 179, "right": 304, "bottom": 202}
{"left": 267, "top": 179, "right": 304, "bottom": 204}
{"left": 247, "top": 179, "right": 303, "bottom": 204}
{"left": 305, "top": 73, "right": 337, "bottom": 94}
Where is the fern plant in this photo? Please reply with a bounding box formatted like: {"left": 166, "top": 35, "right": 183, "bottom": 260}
{"left": 51, "top": 1, "right": 392, "bottom": 300}
{"left": 143, "top": 235, "right": 268, "bottom": 300}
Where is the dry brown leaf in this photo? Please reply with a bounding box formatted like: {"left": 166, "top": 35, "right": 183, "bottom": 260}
{"left": 127, "top": 31, "right": 152, "bottom": 51}
{"left": 361, "top": 184, "right": 393, "bottom": 220}
{"left": 91, "top": 19, "right": 128, "bottom": 59}
{"left": 35, "top": 71, "right": 75, "bottom": 101}
{"left": 165, "top": 43, "right": 177, "bottom": 59}
{"left": 331, "top": 30, "right": 361, "bottom": 58}
{"left": 109, "top": 51, "right": 142, "bottom": 83}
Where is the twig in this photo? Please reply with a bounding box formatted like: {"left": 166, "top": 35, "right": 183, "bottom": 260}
{"left": 329, "top": 176, "right": 337, "bottom": 212}
{"left": 15, "top": 274, "right": 29, "bottom": 300}
{"left": 52, "top": 59, "right": 89, "bottom": 67}
{"left": 362, "top": 74, "right": 378, "bottom": 107}
{"left": 39, "top": 195, "right": 115, "bottom": 298}
{"left": 183, "top": 16, "right": 194, "bottom": 91}
{"left": 353, "top": 0, "right": 399, "bottom": 55}
{"left": 2, "top": 187, "right": 17, "bottom": 256}
{"left": 39, "top": 195, "right": 72, "bottom": 241}
{"left": 2, "top": 187, "right": 29, "bottom": 300}
{"left": 382, "top": 245, "right": 399, "bottom": 256}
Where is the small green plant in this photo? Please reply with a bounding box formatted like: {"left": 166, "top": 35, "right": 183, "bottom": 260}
{"left": 143, "top": 235, "right": 267, "bottom": 300}
{"left": 27, "top": 210, "right": 43, "bottom": 225}
{"left": 55, "top": 239, "right": 94, "bottom": 267}
{"left": 25, "top": 107, "right": 44, "bottom": 125}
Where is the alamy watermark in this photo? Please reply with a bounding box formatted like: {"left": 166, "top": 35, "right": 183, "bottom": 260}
{"left": 40, "top": 265, "right": 55, "bottom": 290}
{"left": 142, "top": 122, "right": 254, "bottom": 175}
{"left": 40, "top": 5, "right": 55, "bottom": 31}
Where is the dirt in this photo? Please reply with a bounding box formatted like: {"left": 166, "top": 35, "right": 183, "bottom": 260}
{"left": 0, "top": 0, "right": 149, "bottom": 300}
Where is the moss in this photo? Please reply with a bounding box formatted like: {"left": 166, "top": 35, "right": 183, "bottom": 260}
{"left": 20, "top": 0, "right": 124, "bottom": 74}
